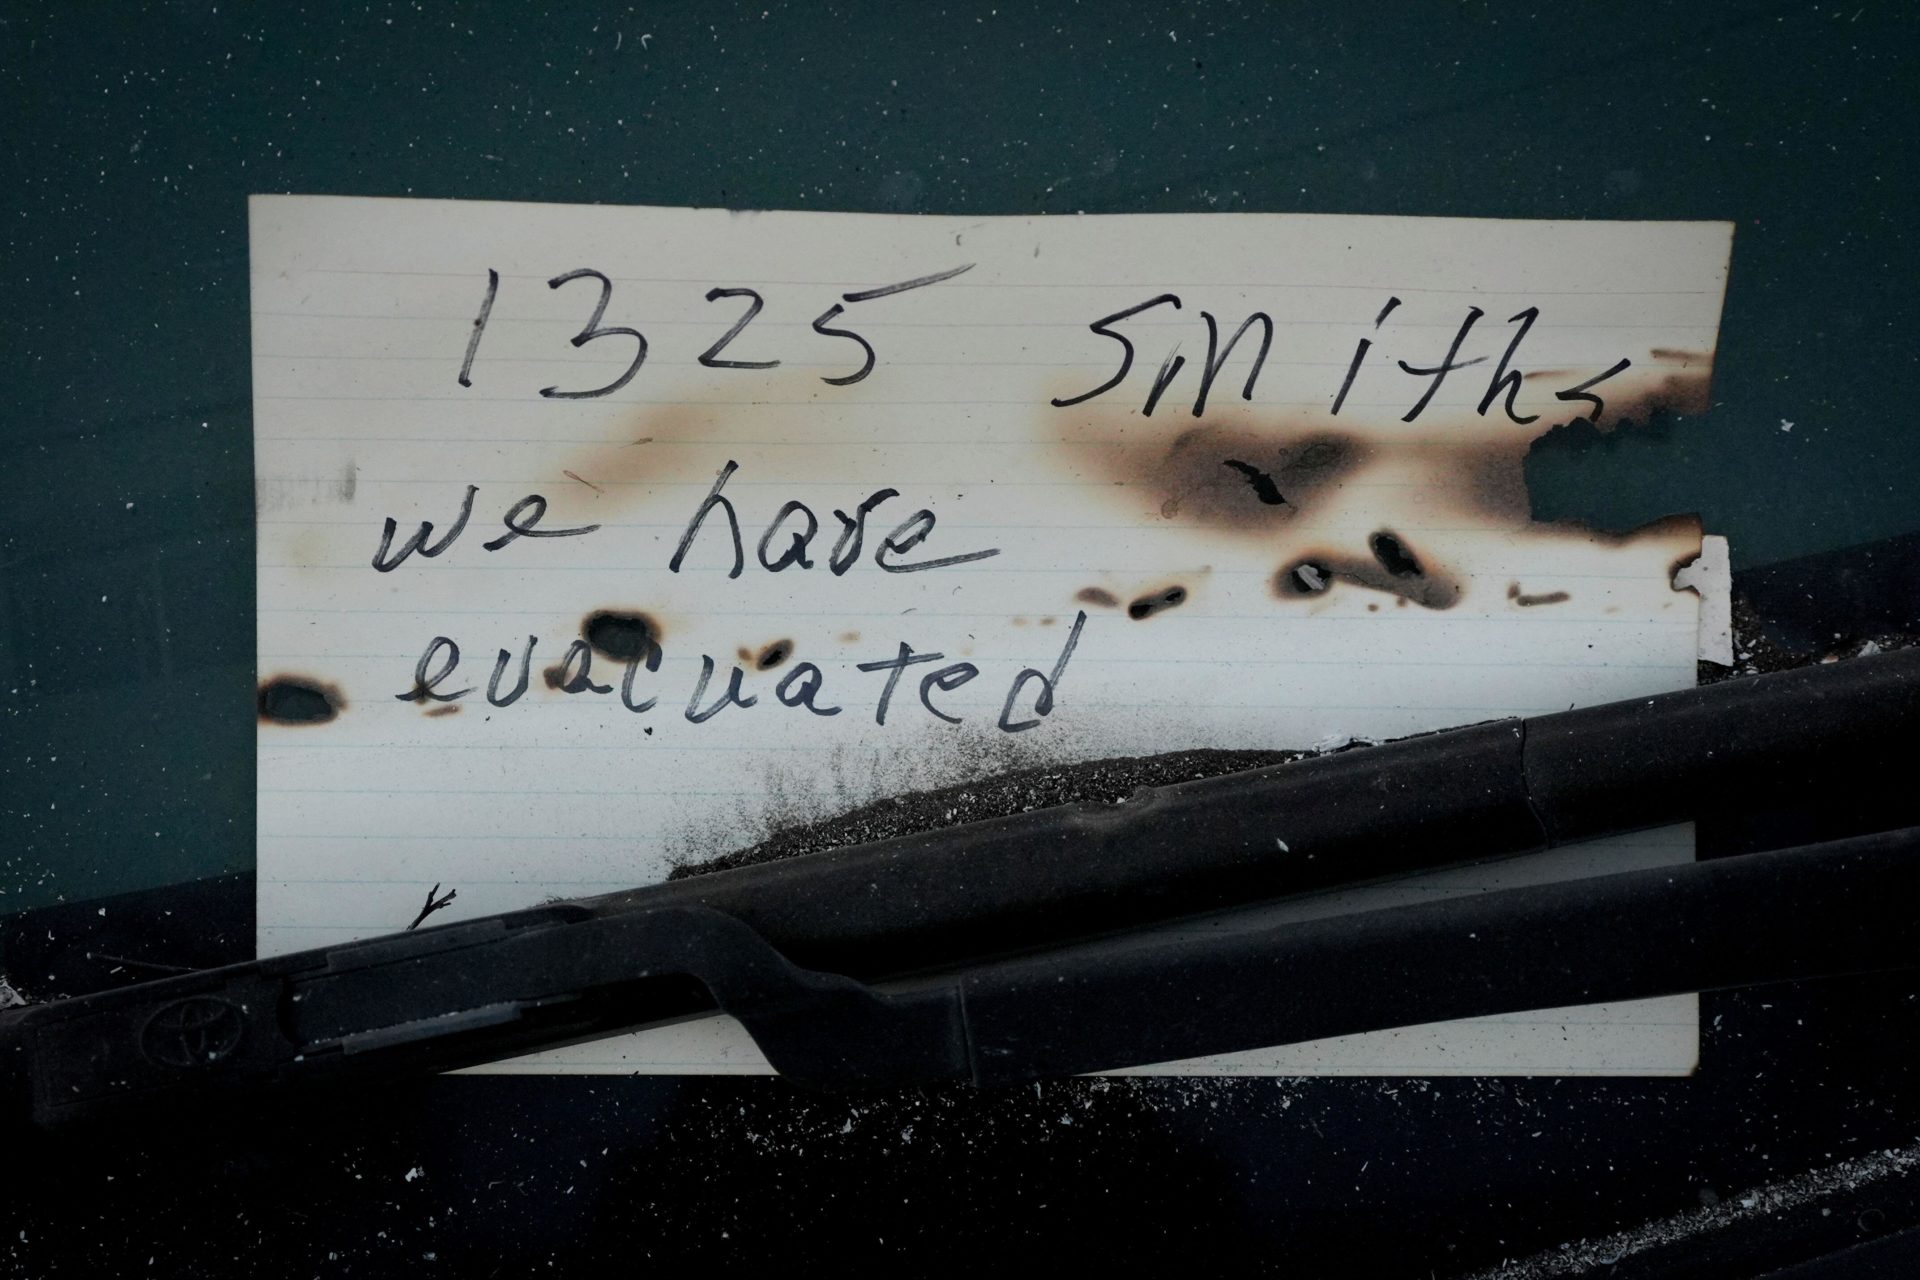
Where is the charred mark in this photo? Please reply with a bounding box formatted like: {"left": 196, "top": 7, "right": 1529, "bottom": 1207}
{"left": 838, "top": 630, "right": 861, "bottom": 644}
{"left": 1649, "top": 347, "right": 1711, "bottom": 364}
{"left": 1507, "top": 582, "right": 1571, "bottom": 607}
{"left": 1158, "top": 428, "right": 1362, "bottom": 530}
{"left": 1605, "top": 371, "right": 1714, "bottom": 422}
{"left": 543, "top": 663, "right": 567, "bottom": 690}
{"left": 1369, "top": 531, "right": 1423, "bottom": 578}
{"left": 424, "top": 703, "right": 462, "bottom": 717}
{"left": 1127, "top": 585, "right": 1188, "bottom": 620}
{"left": 1280, "top": 561, "right": 1332, "bottom": 595}
{"left": 1273, "top": 548, "right": 1461, "bottom": 610}
{"left": 563, "top": 469, "right": 605, "bottom": 495}
{"left": 1220, "top": 459, "right": 1287, "bottom": 505}
{"left": 755, "top": 639, "right": 793, "bottom": 670}
{"left": 582, "top": 610, "right": 663, "bottom": 663}
{"left": 1534, "top": 512, "right": 1705, "bottom": 562}
{"left": 1076, "top": 587, "right": 1121, "bottom": 608}
{"left": 1065, "top": 423, "right": 1367, "bottom": 534}
{"left": 257, "top": 675, "right": 345, "bottom": 726}
{"left": 1532, "top": 371, "right": 1715, "bottom": 438}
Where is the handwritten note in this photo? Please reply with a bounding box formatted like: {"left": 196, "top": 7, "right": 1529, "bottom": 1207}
{"left": 251, "top": 197, "right": 1732, "bottom": 1076}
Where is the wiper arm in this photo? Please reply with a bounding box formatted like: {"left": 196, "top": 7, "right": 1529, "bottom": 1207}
{"left": 4, "top": 648, "right": 1916, "bottom": 1127}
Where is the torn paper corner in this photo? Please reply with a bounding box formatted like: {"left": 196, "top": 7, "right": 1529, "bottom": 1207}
{"left": 1677, "top": 534, "right": 1734, "bottom": 666}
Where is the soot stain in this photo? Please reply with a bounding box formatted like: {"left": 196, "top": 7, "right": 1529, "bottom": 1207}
{"left": 670, "top": 747, "right": 1312, "bottom": 879}
{"left": 1069, "top": 422, "right": 1368, "bottom": 534}
{"left": 582, "top": 609, "right": 664, "bottom": 662}
{"left": 258, "top": 675, "right": 345, "bottom": 726}
{"left": 1448, "top": 439, "right": 1536, "bottom": 524}
{"left": 1127, "top": 585, "right": 1187, "bottom": 620}
{"left": 423, "top": 703, "right": 461, "bottom": 717}
{"left": 1534, "top": 511, "right": 1703, "bottom": 557}
{"left": 755, "top": 639, "right": 793, "bottom": 670}
{"left": 1571, "top": 371, "right": 1713, "bottom": 430}
{"left": 543, "top": 663, "right": 568, "bottom": 690}
{"left": 1508, "top": 582, "right": 1571, "bottom": 607}
{"left": 1158, "top": 427, "right": 1363, "bottom": 530}
{"left": 1076, "top": 587, "right": 1121, "bottom": 608}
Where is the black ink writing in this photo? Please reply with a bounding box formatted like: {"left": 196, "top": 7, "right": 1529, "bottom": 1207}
{"left": 457, "top": 269, "right": 499, "bottom": 388}
{"left": 999, "top": 610, "right": 1086, "bottom": 732}
{"left": 372, "top": 485, "right": 477, "bottom": 573}
{"left": 397, "top": 637, "right": 471, "bottom": 703}
{"left": 698, "top": 288, "right": 779, "bottom": 369}
{"left": 482, "top": 494, "right": 602, "bottom": 552}
{"left": 685, "top": 656, "right": 757, "bottom": 723}
{"left": 856, "top": 642, "right": 947, "bottom": 726}
{"left": 540, "top": 269, "right": 647, "bottom": 399}
{"left": 1051, "top": 294, "right": 1182, "bottom": 408}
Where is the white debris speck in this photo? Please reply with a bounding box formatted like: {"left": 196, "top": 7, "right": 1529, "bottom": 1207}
{"left": 404, "top": 1166, "right": 423, "bottom": 1182}
{"left": 1469, "top": 1138, "right": 1920, "bottom": 1279}
{"left": 1310, "top": 732, "right": 1381, "bottom": 753}
{"left": 1780, "top": 419, "right": 1794, "bottom": 432}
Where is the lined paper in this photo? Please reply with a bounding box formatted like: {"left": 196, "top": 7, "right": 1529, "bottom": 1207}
{"left": 251, "top": 197, "right": 1732, "bottom": 1076}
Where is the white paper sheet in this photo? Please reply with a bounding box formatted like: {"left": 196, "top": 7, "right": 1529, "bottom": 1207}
{"left": 251, "top": 197, "right": 1732, "bottom": 1076}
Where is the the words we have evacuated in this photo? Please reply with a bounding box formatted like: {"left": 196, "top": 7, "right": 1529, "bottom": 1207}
{"left": 373, "top": 459, "right": 1080, "bottom": 734}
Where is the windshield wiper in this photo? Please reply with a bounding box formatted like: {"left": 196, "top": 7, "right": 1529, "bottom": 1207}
{"left": 4, "top": 648, "right": 1916, "bottom": 1128}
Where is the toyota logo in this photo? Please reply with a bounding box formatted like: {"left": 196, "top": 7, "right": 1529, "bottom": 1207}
{"left": 141, "top": 997, "right": 246, "bottom": 1068}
